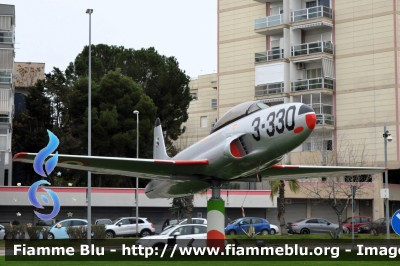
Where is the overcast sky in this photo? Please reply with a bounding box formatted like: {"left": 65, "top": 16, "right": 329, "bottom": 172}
{"left": 3, "top": 0, "right": 217, "bottom": 79}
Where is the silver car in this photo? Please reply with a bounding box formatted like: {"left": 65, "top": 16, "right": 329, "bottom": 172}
{"left": 136, "top": 224, "right": 208, "bottom": 248}
{"left": 105, "top": 217, "right": 155, "bottom": 238}
{"left": 287, "top": 218, "right": 348, "bottom": 234}
{"left": 0, "top": 225, "right": 5, "bottom": 240}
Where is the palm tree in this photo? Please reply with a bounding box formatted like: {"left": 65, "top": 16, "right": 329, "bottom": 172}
{"left": 269, "top": 180, "right": 300, "bottom": 235}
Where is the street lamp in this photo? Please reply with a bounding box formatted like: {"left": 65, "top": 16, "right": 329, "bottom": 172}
{"left": 86, "top": 8, "right": 93, "bottom": 240}
{"left": 133, "top": 110, "right": 139, "bottom": 237}
{"left": 383, "top": 126, "right": 391, "bottom": 247}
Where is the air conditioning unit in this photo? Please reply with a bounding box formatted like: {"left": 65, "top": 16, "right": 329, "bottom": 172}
{"left": 285, "top": 199, "right": 292, "bottom": 204}
{"left": 296, "top": 62, "right": 305, "bottom": 70}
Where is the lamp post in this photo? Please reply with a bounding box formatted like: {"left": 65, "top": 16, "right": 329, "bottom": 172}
{"left": 86, "top": 8, "right": 93, "bottom": 240}
{"left": 133, "top": 110, "right": 139, "bottom": 237}
{"left": 383, "top": 126, "right": 391, "bottom": 247}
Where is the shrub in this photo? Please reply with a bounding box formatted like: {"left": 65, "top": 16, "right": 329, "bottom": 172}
{"left": 241, "top": 225, "right": 259, "bottom": 239}
{"left": 40, "top": 227, "right": 50, "bottom": 240}
{"left": 4, "top": 225, "right": 26, "bottom": 240}
{"left": 26, "top": 226, "right": 42, "bottom": 240}
{"left": 66, "top": 226, "right": 86, "bottom": 240}
{"left": 92, "top": 225, "right": 106, "bottom": 239}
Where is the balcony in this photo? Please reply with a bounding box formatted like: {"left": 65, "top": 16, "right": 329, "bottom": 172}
{"left": 316, "top": 114, "right": 334, "bottom": 127}
{"left": 254, "top": 14, "right": 284, "bottom": 35}
{"left": 291, "top": 6, "right": 332, "bottom": 23}
{"left": 292, "top": 41, "right": 333, "bottom": 57}
{"left": 255, "top": 49, "right": 284, "bottom": 63}
{"left": 0, "top": 72, "right": 12, "bottom": 83}
{"left": 255, "top": 14, "right": 283, "bottom": 29}
{"left": 0, "top": 31, "right": 13, "bottom": 44}
{"left": 255, "top": 82, "right": 284, "bottom": 97}
{"left": 291, "top": 77, "right": 333, "bottom": 92}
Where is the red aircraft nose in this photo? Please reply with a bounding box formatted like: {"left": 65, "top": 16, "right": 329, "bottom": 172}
{"left": 306, "top": 113, "right": 316, "bottom": 130}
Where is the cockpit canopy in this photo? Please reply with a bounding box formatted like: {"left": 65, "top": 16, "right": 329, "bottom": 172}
{"left": 210, "top": 101, "right": 269, "bottom": 134}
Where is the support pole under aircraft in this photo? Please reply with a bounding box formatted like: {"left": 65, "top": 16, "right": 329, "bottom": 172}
{"left": 207, "top": 182, "right": 225, "bottom": 250}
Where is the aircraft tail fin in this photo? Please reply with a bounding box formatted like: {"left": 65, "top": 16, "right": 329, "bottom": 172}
{"left": 153, "top": 118, "right": 171, "bottom": 160}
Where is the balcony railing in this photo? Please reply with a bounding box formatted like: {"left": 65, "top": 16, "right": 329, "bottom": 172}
{"left": 255, "top": 49, "right": 284, "bottom": 63}
{"left": 291, "top": 77, "right": 334, "bottom": 92}
{"left": 0, "top": 31, "right": 13, "bottom": 43}
{"left": 316, "top": 114, "right": 334, "bottom": 126}
{"left": 291, "top": 41, "right": 333, "bottom": 57}
{"left": 255, "top": 82, "right": 284, "bottom": 96}
{"left": 291, "top": 6, "right": 332, "bottom": 22}
{"left": 255, "top": 14, "right": 283, "bottom": 30}
{"left": 0, "top": 72, "right": 12, "bottom": 83}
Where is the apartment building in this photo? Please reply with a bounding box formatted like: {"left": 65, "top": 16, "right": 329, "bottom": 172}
{"left": 0, "top": 4, "right": 14, "bottom": 186}
{"left": 178, "top": 0, "right": 400, "bottom": 223}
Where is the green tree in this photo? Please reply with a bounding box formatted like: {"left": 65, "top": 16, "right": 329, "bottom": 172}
{"left": 12, "top": 68, "right": 80, "bottom": 185}
{"left": 269, "top": 180, "right": 300, "bottom": 235}
{"left": 13, "top": 80, "right": 52, "bottom": 184}
{"left": 71, "top": 45, "right": 192, "bottom": 151}
{"left": 117, "top": 47, "right": 192, "bottom": 146}
{"left": 68, "top": 70, "right": 157, "bottom": 187}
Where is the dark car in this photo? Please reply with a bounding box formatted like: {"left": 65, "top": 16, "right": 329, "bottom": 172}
{"left": 36, "top": 219, "right": 56, "bottom": 227}
{"left": 358, "top": 217, "right": 394, "bottom": 234}
{"left": 342, "top": 216, "right": 372, "bottom": 233}
{"left": 225, "top": 217, "right": 271, "bottom": 235}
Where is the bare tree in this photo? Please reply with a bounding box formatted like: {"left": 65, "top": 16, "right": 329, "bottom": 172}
{"left": 14, "top": 63, "right": 45, "bottom": 88}
{"left": 300, "top": 134, "right": 378, "bottom": 230}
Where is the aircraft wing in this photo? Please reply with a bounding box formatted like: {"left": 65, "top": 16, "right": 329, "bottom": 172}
{"left": 12, "top": 153, "right": 209, "bottom": 180}
{"left": 259, "top": 164, "right": 386, "bottom": 180}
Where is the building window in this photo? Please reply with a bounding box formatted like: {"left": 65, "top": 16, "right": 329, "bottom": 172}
{"left": 200, "top": 116, "right": 208, "bottom": 128}
{"left": 211, "top": 99, "right": 217, "bottom": 108}
{"left": 191, "top": 93, "right": 197, "bottom": 101}
{"left": 306, "top": 1, "right": 317, "bottom": 8}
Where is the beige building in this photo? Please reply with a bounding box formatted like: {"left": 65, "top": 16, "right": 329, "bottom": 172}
{"left": 177, "top": 0, "right": 400, "bottom": 224}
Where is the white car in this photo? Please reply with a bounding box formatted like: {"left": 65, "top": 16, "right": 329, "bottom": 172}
{"left": 106, "top": 217, "right": 155, "bottom": 238}
{"left": 162, "top": 218, "right": 207, "bottom": 232}
{"left": 136, "top": 224, "right": 207, "bottom": 248}
{"left": 269, "top": 224, "right": 280, "bottom": 235}
{"left": 0, "top": 225, "right": 5, "bottom": 240}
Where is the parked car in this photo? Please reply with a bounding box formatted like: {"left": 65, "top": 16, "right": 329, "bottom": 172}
{"left": 358, "top": 217, "right": 394, "bottom": 234}
{"left": 163, "top": 218, "right": 207, "bottom": 232}
{"left": 0, "top": 225, "right": 6, "bottom": 240}
{"left": 269, "top": 224, "right": 280, "bottom": 235}
{"left": 342, "top": 216, "right": 372, "bottom": 233}
{"left": 105, "top": 217, "right": 155, "bottom": 238}
{"left": 36, "top": 219, "right": 56, "bottom": 227}
{"left": 48, "top": 219, "right": 88, "bottom": 240}
{"left": 136, "top": 224, "right": 207, "bottom": 248}
{"left": 225, "top": 217, "right": 271, "bottom": 235}
{"left": 94, "top": 219, "right": 112, "bottom": 225}
{"left": 287, "top": 218, "right": 348, "bottom": 234}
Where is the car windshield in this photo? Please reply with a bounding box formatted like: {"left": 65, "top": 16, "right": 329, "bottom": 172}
{"left": 228, "top": 218, "right": 241, "bottom": 225}
{"left": 294, "top": 219, "right": 306, "bottom": 223}
{"left": 160, "top": 226, "right": 176, "bottom": 235}
{"left": 343, "top": 217, "right": 354, "bottom": 223}
{"left": 111, "top": 218, "right": 123, "bottom": 224}
{"left": 374, "top": 218, "right": 385, "bottom": 224}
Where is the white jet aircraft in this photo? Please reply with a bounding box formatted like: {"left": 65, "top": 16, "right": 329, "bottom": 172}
{"left": 13, "top": 101, "right": 386, "bottom": 198}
